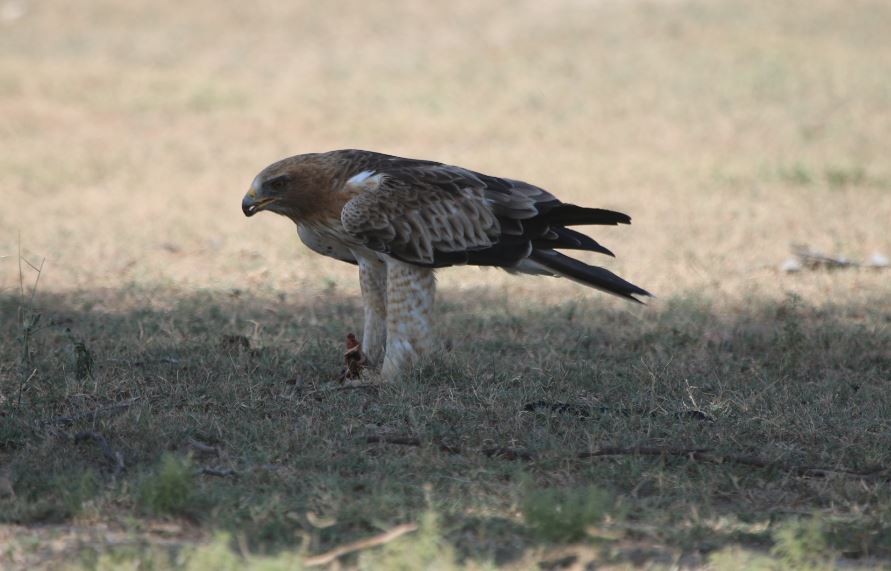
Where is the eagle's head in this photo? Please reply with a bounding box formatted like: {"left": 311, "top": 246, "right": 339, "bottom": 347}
{"left": 242, "top": 175, "right": 284, "bottom": 218}
{"left": 243, "top": 156, "right": 304, "bottom": 218}
{"left": 242, "top": 153, "right": 340, "bottom": 222}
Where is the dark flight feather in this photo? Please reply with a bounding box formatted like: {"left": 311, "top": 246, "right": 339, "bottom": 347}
{"left": 528, "top": 249, "right": 651, "bottom": 302}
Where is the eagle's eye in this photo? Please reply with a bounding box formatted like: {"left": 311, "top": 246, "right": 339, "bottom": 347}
{"left": 265, "top": 175, "right": 291, "bottom": 193}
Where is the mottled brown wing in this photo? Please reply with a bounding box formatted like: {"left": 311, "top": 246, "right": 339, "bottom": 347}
{"left": 340, "top": 165, "right": 506, "bottom": 265}
{"left": 338, "top": 157, "right": 646, "bottom": 304}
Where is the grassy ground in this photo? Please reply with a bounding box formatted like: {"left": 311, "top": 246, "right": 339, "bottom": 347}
{"left": 2, "top": 0, "right": 891, "bottom": 568}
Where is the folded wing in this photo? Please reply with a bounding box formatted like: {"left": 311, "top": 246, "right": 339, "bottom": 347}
{"left": 340, "top": 159, "right": 650, "bottom": 302}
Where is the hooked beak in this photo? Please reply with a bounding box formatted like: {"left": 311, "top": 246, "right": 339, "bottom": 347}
{"left": 242, "top": 187, "right": 278, "bottom": 217}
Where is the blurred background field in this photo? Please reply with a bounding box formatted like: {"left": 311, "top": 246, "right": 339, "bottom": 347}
{"left": 2, "top": 0, "right": 889, "bottom": 298}
{"left": 1, "top": 0, "right": 890, "bottom": 568}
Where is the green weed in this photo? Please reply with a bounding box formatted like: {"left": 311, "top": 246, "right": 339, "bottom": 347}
{"left": 771, "top": 518, "right": 836, "bottom": 570}
{"left": 521, "top": 486, "right": 613, "bottom": 543}
{"left": 137, "top": 454, "right": 200, "bottom": 518}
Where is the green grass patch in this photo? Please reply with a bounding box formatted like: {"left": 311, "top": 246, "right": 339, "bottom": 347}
{"left": 137, "top": 453, "right": 200, "bottom": 517}
{"left": 522, "top": 485, "right": 613, "bottom": 543}
{"left": 1, "top": 286, "right": 888, "bottom": 567}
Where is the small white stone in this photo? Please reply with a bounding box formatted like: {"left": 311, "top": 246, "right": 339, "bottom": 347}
{"left": 866, "top": 253, "right": 889, "bottom": 268}
{"left": 781, "top": 258, "right": 802, "bottom": 273}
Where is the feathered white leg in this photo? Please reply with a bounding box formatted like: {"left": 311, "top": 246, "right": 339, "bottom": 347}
{"left": 381, "top": 258, "right": 435, "bottom": 381}
{"left": 356, "top": 255, "right": 388, "bottom": 366}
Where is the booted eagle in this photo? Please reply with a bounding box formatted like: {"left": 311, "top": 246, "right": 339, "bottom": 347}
{"left": 242, "top": 149, "right": 650, "bottom": 380}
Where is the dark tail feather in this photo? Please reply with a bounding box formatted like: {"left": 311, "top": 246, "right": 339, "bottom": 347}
{"left": 543, "top": 204, "right": 631, "bottom": 226}
{"left": 538, "top": 227, "right": 616, "bottom": 257}
{"left": 529, "top": 249, "right": 651, "bottom": 303}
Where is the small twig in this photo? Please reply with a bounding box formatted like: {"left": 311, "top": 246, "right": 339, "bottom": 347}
{"left": 578, "top": 446, "right": 711, "bottom": 459}
{"left": 578, "top": 447, "right": 889, "bottom": 480}
{"left": 74, "top": 431, "right": 125, "bottom": 477}
{"left": 28, "top": 258, "right": 45, "bottom": 307}
{"left": 197, "top": 467, "right": 238, "bottom": 478}
{"left": 365, "top": 435, "right": 461, "bottom": 454}
{"left": 17, "top": 368, "right": 37, "bottom": 410}
{"left": 437, "top": 442, "right": 463, "bottom": 454}
{"left": 309, "top": 383, "right": 381, "bottom": 396}
{"left": 523, "top": 400, "right": 598, "bottom": 417}
{"left": 366, "top": 435, "right": 421, "bottom": 447}
{"left": 365, "top": 435, "right": 888, "bottom": 480}
{"left": 332, "top": 383, "right": 380, "bottom": 392}
{"left": 186, "top": 438, "right": 220, "bottom": 457}
{"left": 41, "top": 396, "right": 141, "bottom": 427}
{"left": 303, "top": 523, "right": 419, "bottom": 567}
{"left": 17, "top": 232, "right": 24, "bottom": 301}
{"left": 693, "top": 451, "right": 885, "bottom": 479}
{"left": 673, "top": 410, "right": 715, "bottom": 421}
{"left": 481, "top": 447, "right": 534, "bottom": 461}
{"left": 791, "top": 244, "right": 858, "bottom": 270}
{"left": 17, "top": 235, "right": 45, "bottom": 408}
{"left": 522, "top": 400, "right": 715, "bottom": 422}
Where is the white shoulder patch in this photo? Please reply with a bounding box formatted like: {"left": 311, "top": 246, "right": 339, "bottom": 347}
{"left": 347, "top": 170, "right": 375, "bottom": 184}
{"left": 346, "top": 170, "right": 384, "bottom": 191}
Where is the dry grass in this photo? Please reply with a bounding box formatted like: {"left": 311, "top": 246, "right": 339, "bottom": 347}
{"left": 1, "top": 0, "right": 890, "bottom": 568}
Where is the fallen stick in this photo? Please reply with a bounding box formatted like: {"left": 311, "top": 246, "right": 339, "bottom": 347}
{"left": 522, "top": 401, "right": 714, "bottom": 422}
{"left": 74, "top": 431, "right": 125, "bottom": 477}
{"left": 365, "top": 435, "right": 461, "bottom": 454}
{"left": 577, "top": 447, "right": 887, "bottom": 479}
{"left": 482, "top": 447, "right": 534, "bottom": 461}
{"left": 303, "top": 523, "right": 418, "bottom": 567}
{"left": 42, "top": 396, "right": 142, "bottom": 427}
{"left": 186, "top": 438, "right": 220, "bottom": 457}
{"left": 330, "top": 383, "right": 380, "bottom": 392}
{"left": 578, "top": 446, "right": 711, "bottom": 459}
{"left": 791, "top": 244, "right": 858, "bottom": 270}
{"left": 364, "top": 435, "right": 888, "bottom": 480}
{"left": 365, "top": 435, "right": 421, "bottom": 446}
{"left": 197, "top": 467, "right": 238, "bottom": 478}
